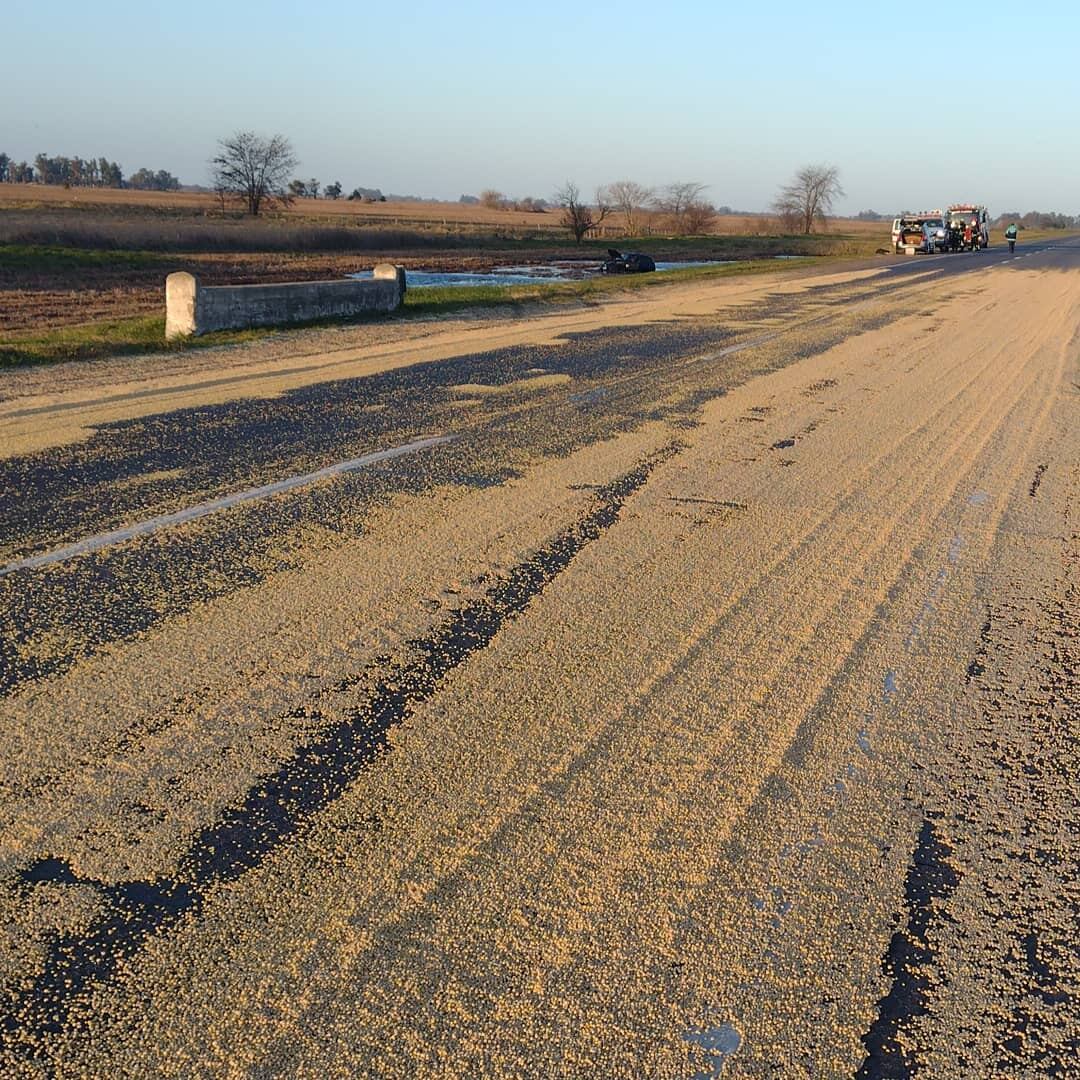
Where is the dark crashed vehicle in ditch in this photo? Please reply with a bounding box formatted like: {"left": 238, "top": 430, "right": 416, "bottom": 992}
{"left": 600, "top": 248, "right": 656, "bottom": 274}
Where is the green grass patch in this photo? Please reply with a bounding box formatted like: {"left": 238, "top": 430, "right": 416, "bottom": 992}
{"left": 1, "top": 315, "right": 167, "bottom": 367}
{"left": 0, "top": 315, "right": 271, "bottom": 368}
{"left": 0, "top": 243, "right": 171, "bottom": 272}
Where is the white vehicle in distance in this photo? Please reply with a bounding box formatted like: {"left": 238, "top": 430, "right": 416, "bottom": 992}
{"left": 892, "top": 210, "right": 946, "bottom": 254}
{"left": 891, "top": 216, "right": 936, "bottom": 254}
{"left": 920, "top": 216, "right": 948, "bottom": 253}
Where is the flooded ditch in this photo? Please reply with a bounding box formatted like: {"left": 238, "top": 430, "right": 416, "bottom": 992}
{"left": 351, "top": 260, "right": 731, "bottom": 288}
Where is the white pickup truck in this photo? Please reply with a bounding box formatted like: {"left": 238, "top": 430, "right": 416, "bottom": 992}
{"left": 891, "top": 214, "right": 940, "bottom": 254}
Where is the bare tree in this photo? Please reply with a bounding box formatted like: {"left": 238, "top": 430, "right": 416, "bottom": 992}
{"left": 656, "top": 181, "right": 707, "bottom": 215}
{"left": 555, "top": 181, "right": 612, "bottom": 243}
{"left": 772, "top": 164, "right": 844, "bottom": 234}
{"left": 652, "top": 181, "right": 718, "bottom": 235}
{"left": 682, "top": 199, "right": 717, "bottom": 234}
{"left": 210, "top": 131, "right": 298, "bottom": 216}
{"left": 606, "top": 179, "right": 654, "bottom": 237}
{"left": 479, "top": 189, "right": 506, "bottom": 210}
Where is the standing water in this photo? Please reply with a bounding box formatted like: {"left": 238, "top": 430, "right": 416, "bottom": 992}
{"left": 350, "top": 261, "right": 729, "bottom": 289}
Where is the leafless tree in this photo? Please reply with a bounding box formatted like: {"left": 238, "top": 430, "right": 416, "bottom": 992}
{"left": 555, "top": 181, "right": 613, "bottom": 243}
{"left": 653, "top": 181, "right": 715, "bottom": 235}
{"left": 654, "top": 181, "right": 705, "bottom": 218}
{"left": 682, "top": 199, "right": 718, "bottom": 234}
{"left": 210, "top": 131, "right": 298, "bottom": 216}
{"left": 772, "top": 164, "right": 844, "bottom": 234}
{"left": 606, "top": 180, "right": 654, "bottom": 237}
{"left": 479, "top": 189, "right": 506, "bottom": 210}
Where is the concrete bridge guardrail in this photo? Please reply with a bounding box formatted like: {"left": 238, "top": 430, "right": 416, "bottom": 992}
{"left": 165, "top": 264, "right": 406, "bottom": 339}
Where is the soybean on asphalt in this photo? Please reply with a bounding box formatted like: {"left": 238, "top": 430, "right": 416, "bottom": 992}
{"left": 0, "top": 264, "right": 934, "bottom": 692}
{"left": 0, "top": 243, "right": 1078, "bottom": 1076}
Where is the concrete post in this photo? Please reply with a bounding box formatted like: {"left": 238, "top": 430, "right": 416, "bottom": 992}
{"left": 373, "top": 263, "right": 407, "bottom": 300}
{"left": 165, "top": 272, "right": 199, "bottom": 339}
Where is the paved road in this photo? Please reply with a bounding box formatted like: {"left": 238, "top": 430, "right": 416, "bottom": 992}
{"left": 1, "top": 245, "right": 1077, "bottom": 1076}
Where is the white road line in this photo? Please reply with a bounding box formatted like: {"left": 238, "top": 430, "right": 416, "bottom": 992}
{"left": 1, "top": 435, "right": 456, "bottom": 578}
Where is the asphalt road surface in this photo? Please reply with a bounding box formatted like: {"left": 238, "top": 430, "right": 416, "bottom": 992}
{"left": 1, "top": 244, "right": 1077, "bottom": 1077}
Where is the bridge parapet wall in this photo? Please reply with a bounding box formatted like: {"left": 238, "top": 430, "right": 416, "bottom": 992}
{"left": 165, "top": 265, "right": 406, "bottom": 338}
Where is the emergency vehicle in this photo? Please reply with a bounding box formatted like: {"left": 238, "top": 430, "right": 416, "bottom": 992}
{"left": 948, "top": 204, "right": 990, "bottom": 249}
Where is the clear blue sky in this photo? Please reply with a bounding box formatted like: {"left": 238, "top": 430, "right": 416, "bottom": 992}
{"left": 6, "top": 0, "right": 1079, "bottom": 214}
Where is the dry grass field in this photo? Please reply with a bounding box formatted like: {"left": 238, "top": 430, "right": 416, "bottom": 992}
{"left": 0, "top": 182, "right": 890, "bottom": 238}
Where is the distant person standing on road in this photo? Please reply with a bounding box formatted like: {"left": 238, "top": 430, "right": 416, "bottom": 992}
{"left": 1005, "top": 222, "right": 1018, "bottom": 253}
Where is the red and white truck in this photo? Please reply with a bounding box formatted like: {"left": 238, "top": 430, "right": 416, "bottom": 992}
{"left": 948, "top": 204, "right": 990, "bottom": 249}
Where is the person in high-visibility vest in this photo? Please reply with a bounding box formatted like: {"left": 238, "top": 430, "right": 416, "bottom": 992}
{"left": 1005, "top": 222, "right": 1018, "bottom": 253}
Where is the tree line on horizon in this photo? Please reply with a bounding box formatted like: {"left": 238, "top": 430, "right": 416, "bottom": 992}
{"left": 553, "top": 168, "right": 846, "bottom": 241}
{"left": 208, "top": 132, "right": 842, "bottom": 240}
{"left": 453, "top": 181, "right": 749, "bottom": 241}
{"left": 12, "top": 135, "right": 1075, "bottom": 237}
{"left": 0, "top": 151, "right": 179, "bottom": 191}
{"left": 995, "top": 209, "right": 1078, "bottom": 229}
{"left": 552, "top": 180, "right": 722, "bottom": 241}
{"left": 284, "top": 179, "right": 387, "bottom": 202}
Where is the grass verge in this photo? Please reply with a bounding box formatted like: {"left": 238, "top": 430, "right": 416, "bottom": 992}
{"left": 0, "top": 317, "right": 270, "bottom": 369}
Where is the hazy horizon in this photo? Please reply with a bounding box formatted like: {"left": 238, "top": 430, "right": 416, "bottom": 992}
{"left": 7, "top": 0, "right": 1079, "bottom": 216}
